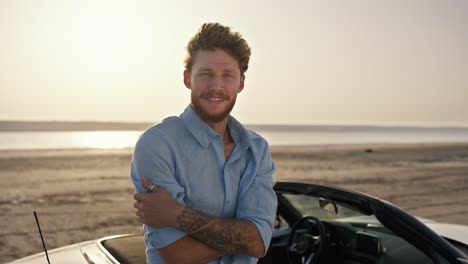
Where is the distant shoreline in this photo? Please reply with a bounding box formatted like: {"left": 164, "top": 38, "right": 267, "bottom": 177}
{"left": 0, "top": 121, "right": 153, "bottom": 131}
{"left": 1, "top": 120, "right": 467, "bottom": 132}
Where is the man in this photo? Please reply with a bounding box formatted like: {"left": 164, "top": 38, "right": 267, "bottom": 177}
{"left": 131, "top": 22, "right": 277, "bottom": 264}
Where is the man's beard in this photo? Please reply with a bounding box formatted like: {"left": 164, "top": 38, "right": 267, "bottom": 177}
{"left": 190, "top": 92, "right": 237, "bottom": 123}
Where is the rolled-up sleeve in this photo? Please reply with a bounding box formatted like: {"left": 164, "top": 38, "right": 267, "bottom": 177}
{"left": 235, "top": 143, "right": 277, "bottom": 255}
{"left": 130, "top": 129, "right": 187, "bottom": 249}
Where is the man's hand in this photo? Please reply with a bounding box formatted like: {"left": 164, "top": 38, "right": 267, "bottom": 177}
{"left": 133, "top": 176, "right": 184, "bottom": 227}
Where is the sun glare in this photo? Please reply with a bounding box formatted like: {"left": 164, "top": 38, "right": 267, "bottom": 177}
{"left": 69, "top": 2, "right": 148, "bottom": 73}
{"left": 72, "top": 131, "right": 140, "bottom": 149}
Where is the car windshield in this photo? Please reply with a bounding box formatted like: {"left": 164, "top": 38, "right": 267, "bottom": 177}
{"left": 283, "top": 193, "right": 365, "bottom": 221}
{"left": 281, "top": 193, "right": 395, "bottom": 236}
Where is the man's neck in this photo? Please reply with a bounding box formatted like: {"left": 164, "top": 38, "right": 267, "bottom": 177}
{"left": 189, "top": 104, "right": 230, "bottom": 137}
{"left": 206, "top": 119, "right": 229, "bottom": 138}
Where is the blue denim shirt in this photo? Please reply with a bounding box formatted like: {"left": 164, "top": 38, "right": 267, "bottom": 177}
{"left": 130, "top": 106, "right": 277, "bottom": 264}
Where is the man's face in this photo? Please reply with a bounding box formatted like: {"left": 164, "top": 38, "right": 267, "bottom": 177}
{"left": 184, "top": 49, "right": 244, "bottom": 124}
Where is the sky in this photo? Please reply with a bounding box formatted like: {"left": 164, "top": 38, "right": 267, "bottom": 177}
{"left": 1, "top": 0, "right": 467, "bottom": 126}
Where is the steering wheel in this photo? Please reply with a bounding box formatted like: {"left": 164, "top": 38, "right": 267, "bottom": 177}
{"left": 287, "top": 215, "right": 326, "bottom": 264}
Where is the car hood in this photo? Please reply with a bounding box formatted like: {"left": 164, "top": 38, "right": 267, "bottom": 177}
{"left": 7, "top": 242, "right": 90, "bottom": 264}
{"left": 7, "top": 237, "right": 117, "bottom": 264}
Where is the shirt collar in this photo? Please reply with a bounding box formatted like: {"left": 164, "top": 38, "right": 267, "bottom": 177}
{"left": 181, "top": 105, "right": 217, "bottom": 148}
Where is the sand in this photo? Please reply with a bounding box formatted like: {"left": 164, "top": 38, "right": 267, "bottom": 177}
{"left": 1, "top": 143, "right": 468, "bottom": 262}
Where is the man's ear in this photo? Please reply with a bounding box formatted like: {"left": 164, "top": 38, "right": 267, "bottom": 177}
{"left": 238, "top": 74, "right": 245, "bottom": 93}
{"left": 183, "top": 70, "right": 191, "bottom": 89}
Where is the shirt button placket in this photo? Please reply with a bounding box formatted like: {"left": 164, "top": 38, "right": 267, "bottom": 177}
{"left": 223, "top": 164, "right": 232, "bottom": 215}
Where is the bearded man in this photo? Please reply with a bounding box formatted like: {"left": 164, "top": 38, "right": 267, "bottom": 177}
{"left": 131, "top": 22, "right": 277, "bottom": 264}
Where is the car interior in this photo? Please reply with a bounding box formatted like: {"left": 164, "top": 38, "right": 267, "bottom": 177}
{"left": 265, "top": 192, "right": 435, "bottom": 264}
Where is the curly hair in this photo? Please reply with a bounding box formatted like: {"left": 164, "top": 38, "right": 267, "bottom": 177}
{"left": 184, "top": 23, "right": 251, "bottom": 75}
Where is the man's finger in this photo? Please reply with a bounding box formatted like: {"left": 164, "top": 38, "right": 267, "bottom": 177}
{"left": 134, "top": 193, "right": 144, "bottom": 201}
{"left": 134, "top": 201, "right": 142, "bottom": 209}
{"left": 136, "top": 210, "right": 144, "bottom": 219}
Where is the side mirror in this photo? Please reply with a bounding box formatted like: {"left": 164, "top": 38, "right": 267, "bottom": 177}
{"left": 319, "top": 198, "right": 338, "bottom": 215}
{"left": 274, "top": 213, "right": 281, "bottom": 228}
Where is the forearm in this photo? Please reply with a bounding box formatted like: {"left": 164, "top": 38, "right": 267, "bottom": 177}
{"left": 176, "top": 207, "right": 265, "bottom": 258}
{"left": 158, "top": 236, "right": 224, "bottom": 264}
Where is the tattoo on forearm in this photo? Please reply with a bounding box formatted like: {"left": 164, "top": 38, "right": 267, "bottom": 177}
{"left": 177, "top": 207, "right": 259, "bottom": 256}
{"left": 177, "top": 207, "right": 211, "bottom": 233}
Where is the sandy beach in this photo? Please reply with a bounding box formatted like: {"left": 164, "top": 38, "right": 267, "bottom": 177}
{"left": 1, "top": 143, "right": 468, "bottom": 262}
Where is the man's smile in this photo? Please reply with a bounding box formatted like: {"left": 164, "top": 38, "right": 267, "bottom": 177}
{"left": 207, "top": 97, "right": 225, "bottom": 102}
{"left": 203, "top": 93, "right": 228, "bottom": 103}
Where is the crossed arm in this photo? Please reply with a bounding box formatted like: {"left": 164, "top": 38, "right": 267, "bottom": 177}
{"left": 177, "top": 207, "right": 265, "bottom": 257}
{"left": 133, "top": 177, "right": 265, "bottom": 263}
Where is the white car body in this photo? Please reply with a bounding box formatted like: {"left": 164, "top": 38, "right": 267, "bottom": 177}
{"left": 8, "top": 182, "right": 468, "bottom": 264}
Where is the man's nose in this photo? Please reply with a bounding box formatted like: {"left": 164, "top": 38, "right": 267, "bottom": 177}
{"left": 210, "top": 76, "right": 224, "bottom": 90}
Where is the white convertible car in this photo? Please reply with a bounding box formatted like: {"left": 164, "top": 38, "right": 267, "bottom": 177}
{"left": 8, "top": 182, "right": 468, "bottom": 264}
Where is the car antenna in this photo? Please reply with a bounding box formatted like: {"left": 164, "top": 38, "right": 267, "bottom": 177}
{"left": 34, "top": 211, "right": 51, "bottom": 264}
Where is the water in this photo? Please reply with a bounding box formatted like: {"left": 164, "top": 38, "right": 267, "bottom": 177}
{"left": 260, "top": 127, "right": 468, "bottom": 145}
{"left": 0, "top": 131, "right": 142, "bottom": 150}
{"left": 1, "top": 126, "right": 468, "bottom": 150}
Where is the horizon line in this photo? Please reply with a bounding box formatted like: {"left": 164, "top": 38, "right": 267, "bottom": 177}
{"left": 0, "top": 120, "right": 467, "bottom": 130}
